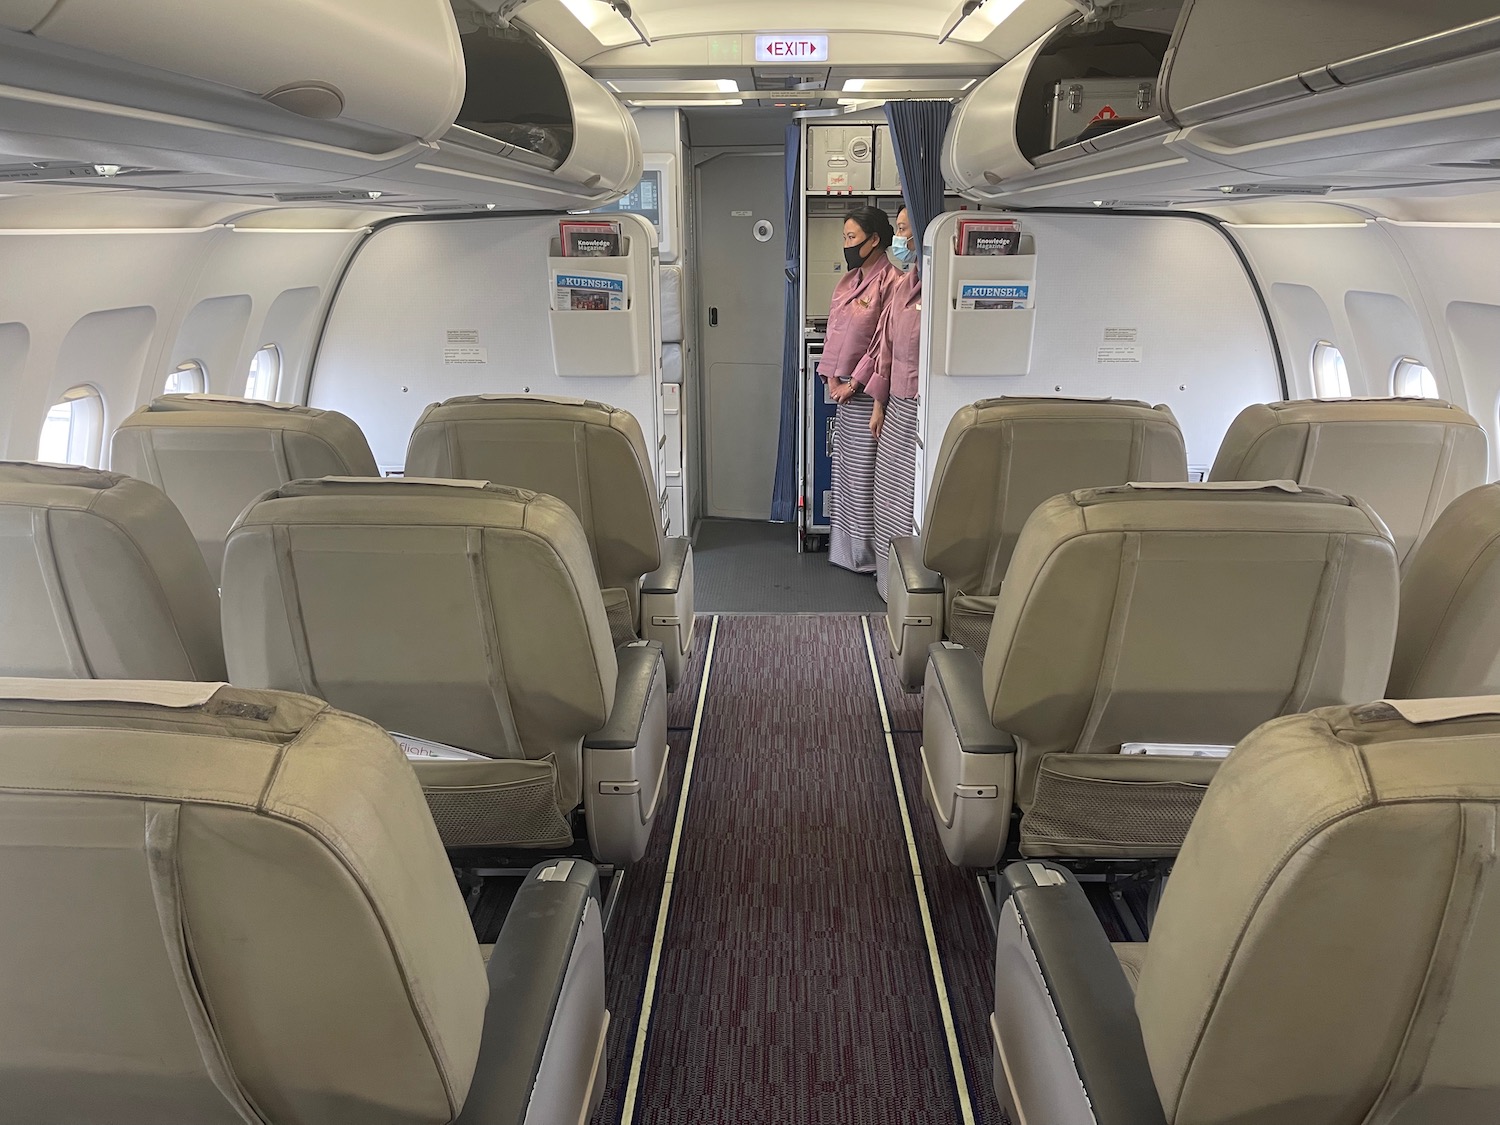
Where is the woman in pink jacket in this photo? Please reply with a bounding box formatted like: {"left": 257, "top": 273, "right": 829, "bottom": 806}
{"left": 820, "top": 205, "right": 900, "bottom": 574}
{"left": 851, "top": 206, "right": 922, "bottom": 601}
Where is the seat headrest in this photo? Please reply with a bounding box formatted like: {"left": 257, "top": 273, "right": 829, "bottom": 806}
{"left": 145, "top": 393, "right": 307, "bottom": 413}
{"left": 974, "top": 394, "right": 1159, "bottom": 411}
{"left": 0, "top": 459, "right": 125, "bottom": 496}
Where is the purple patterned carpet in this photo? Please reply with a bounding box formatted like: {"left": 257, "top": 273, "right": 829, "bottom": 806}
{"left": 592, "top": 614, "right": 1005, "bottom": 1125}
{"left": 590, "top": 615, "right": 1006, "bottom": 1125}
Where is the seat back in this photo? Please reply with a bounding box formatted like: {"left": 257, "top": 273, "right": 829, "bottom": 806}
{"left": 1389, "top": 481, "right": 1500, "bottom": 699}
{"left": 405, "top": 395, "right": 662, "bottom": 633}
{"left": 220, "top": 477, "right": 616, "bottom": 811}
{"left": 0, "top": 462, "right": 224, "bottom": 680}
{"left": 111, "top": 395, "right": 379, "bottom": 577}
{"left": 921, "top": 397, "right": 1187, "bottom": 607}
{"left": 0, "top": 679, "right": 486, "bottom": 1125}
{"left": 984, "top": 482, "right": 1398, "bottom": 804}
{"left": 1135, "top": 698, "right": 1500, "bottom": 1125}
{"left": 1209, "top": 398, "right": 1488, "bottom": 568}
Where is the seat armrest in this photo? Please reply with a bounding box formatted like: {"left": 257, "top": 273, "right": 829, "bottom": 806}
{"left": 640, "top": 541, "right": 693, "bottom": 691}
{"left": 889, "top": 536, "right": 945, "bottom": 690}
{"left": 892, "top": 535, "right": 942, "bottom": 594}
{"left": 927, "top": 643, "right": 1014, "bottom": 755}
{"left": 585, "top": 641, "right": 664, "bottom": 750}
{"left": 642, "top": 536, "right": 691, "bottom": 594}
{"left": 455, "top": 860, "right": 607, "bottom": 1125}
{"left": 994, "top": 861, "right": 1167, "bottom": 1125}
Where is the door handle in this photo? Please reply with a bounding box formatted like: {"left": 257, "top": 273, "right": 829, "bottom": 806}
{"left": 709, "top": 307, "right": 718, "bottom": 327}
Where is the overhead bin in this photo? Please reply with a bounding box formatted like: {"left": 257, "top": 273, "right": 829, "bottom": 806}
{"left": 943, "top": 1, "right": 1500, "bottom": 208}
{"left": 440, "top": 26, "right": 642, "bottom": 197}
{"left": 2, "top": 0, "right": 464, "bottom": 142}
{"left": 1160, "top": 0, "right": 1499, "bottom": 121}
{"left": 943, "top": 13, "right": 1178, "bottom": 196}
{"left": 0, "top": 8, "right": 641, "bottom": 211}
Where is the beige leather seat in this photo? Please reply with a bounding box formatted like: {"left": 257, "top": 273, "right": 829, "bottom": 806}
{"left": 405, "top": 395, "right": 694, "bottom": 689}
{"left": 992, "top": 697, "right": 1500, "bottom": 1125}
{"left": 1209, "top": 398, "right": 1488, "bottom": 570}
{"left": 220, "top": 477, "right": 668, "bottom": 864}
{"left": 111, "top": 394, "right": 379, "bottom": 577}
{"left": 0, "top": 678, "right": 607, "bottom": 1125}
{"left": 921, "top": 482, "right": 1398, "bottom": 867}
{"left": 887, "top": 397, "right": 1187, "bottom": 688}
{"left": 1389, "top": 481, "right": 1500, "bottom": 699}
{"left": 0, "top": 462, "right": 224, "bottom": 680}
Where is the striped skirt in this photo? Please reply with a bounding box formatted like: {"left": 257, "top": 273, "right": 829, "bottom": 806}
{"left": 873, "top": 395, "right": 919, "bottom": 602}
{"left": 829, "top": 392, "right": 878, "bottom": 574}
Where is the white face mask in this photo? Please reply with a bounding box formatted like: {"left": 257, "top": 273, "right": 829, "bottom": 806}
{"left": 891, "top": 235, "right": 916, "bottom": 267}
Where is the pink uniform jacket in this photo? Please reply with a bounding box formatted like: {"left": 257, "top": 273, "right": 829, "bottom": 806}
{"left": 818, "top": 254, "right": 900, "bottom": 383}
{"left": 851, "top": 267, "right": 922, "bottom": 405}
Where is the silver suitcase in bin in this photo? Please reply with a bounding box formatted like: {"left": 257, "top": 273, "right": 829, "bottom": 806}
{"left": 1049, "top": 78, "right": 1156, "bottom": 148}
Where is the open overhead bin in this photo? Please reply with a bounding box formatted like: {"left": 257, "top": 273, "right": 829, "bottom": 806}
{"left": 942, "top": 0, "right": 1500, "bottom": 208}
{"left": 404, "top": 25, "right": 643, "bottom": 205}
{"left": 0, "top": 3, "right": 641, "bottom": 211}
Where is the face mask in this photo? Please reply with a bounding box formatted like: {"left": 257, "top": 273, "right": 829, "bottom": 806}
{"left": 842, "top": 242, "right": 869, "bottom": 272}
{"left": 891, "top": 235, "right": 916, "bottom": 267}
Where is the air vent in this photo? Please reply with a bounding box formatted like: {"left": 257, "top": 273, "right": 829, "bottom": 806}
{"left": 272, "top": 189, "right": 390, "bottom": 203}
{"left": 751, "top": 69, "right": 830, "bottom": 91}
{"left": 1207, "top": 183, "right": 1333, "bottom": 196}
{"left": 0, "top": 162, "right": 154, "bottom": 183}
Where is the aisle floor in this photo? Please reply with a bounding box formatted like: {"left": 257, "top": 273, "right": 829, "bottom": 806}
{"left": 692, "top": 520, "right": 887, "bottom": 614}
{"left": 590, "top": 615, "right": 1004, "bottom": 1125}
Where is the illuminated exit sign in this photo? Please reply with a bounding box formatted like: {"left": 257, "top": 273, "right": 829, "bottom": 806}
{"left": 754, "top": 34, "right": 829, "bottom": 62}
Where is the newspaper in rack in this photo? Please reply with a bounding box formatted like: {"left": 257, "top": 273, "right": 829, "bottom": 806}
{"left": 957, "top": 281, "right": 1033, "bottom": 311}
{"left": 553, "top": 269, "right": 628, "bottom": 311}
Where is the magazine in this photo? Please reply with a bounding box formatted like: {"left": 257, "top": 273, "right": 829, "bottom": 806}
{"left": 956, "top": 281, "right": 1032, "bottom": 310}
{"left": 559, "top": 219, "right": 622, "bottom": 257}
{"left": 956, "top": 218, "right": 1021, "bottom": 256}
{"left": 553, "top": 269, "right": 628, "bottom": 311}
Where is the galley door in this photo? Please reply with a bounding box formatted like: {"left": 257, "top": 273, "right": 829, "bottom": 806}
{"left": 695, "top": 150, "right": 785, "bottom": 520}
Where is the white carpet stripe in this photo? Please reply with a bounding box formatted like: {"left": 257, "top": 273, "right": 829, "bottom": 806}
{"left": 620, "top": 615, "right": 721, "bottom": 1125}
{"left": 861, "top": 616, "right": 977, "bottom": 1125}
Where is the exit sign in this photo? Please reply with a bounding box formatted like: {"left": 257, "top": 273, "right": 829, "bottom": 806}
{"left": 754, "top": 34, "right": 829, "bottom": 62}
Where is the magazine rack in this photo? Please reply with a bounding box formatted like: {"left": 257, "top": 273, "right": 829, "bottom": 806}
{"left": 944, "top": 253, "right": 1037, "bottom": 376}
{"left": 545, "top": 234, "right": 652, "bottom": 377}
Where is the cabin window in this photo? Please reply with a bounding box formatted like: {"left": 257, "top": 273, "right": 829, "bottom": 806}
{"left": 164, "top": 360, "right": 207, "bottom": 395}
{"left": 1311, "top": 342, "right": 1350, "bottom": 398}
{"left": 1392, "top": 358, "right": 1439, "bottom": 400}
{"left": 244, "top": 344, "right": 281, "bottom": 401}
{"left": 37, "top": 385, "right": 104, "bottom": 467}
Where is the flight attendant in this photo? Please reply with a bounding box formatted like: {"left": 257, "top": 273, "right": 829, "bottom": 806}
{"left": 852, "top": 206, "right": 922, "bottom": 601}
{"left": 822, "top": 205, "right": 899, "bottom": 574}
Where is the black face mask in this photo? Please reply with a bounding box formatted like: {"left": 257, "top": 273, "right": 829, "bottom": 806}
{"left": 843, "top": 242, "right": 869, "bottom": 271}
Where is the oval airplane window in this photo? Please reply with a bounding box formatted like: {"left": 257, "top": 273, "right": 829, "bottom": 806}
{"left": 244, "top": 344, "right": 282, "bottom": 401}
{"left": 37, "top": 384, "right": 105, "bottom": 467}
{"left": 1392, "top": 358, "right": 1439, "bottom": 399}
{"left": 1311, "top": 341, "right": 1350, "bottom": 398}
{"left": 164, "top": 359, "right": 207, "bottom": 395}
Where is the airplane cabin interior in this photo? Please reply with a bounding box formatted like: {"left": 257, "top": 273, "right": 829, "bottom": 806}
{"left": 2, "top": 2, "right": 1500, "bottom": 1123}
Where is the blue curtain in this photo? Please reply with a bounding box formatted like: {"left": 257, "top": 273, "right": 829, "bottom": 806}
{"left": 883, "top": 101, "right": 954, "bottom": 265}
{"left": 769, "top": 122, "right": 802, "bottom": 523}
